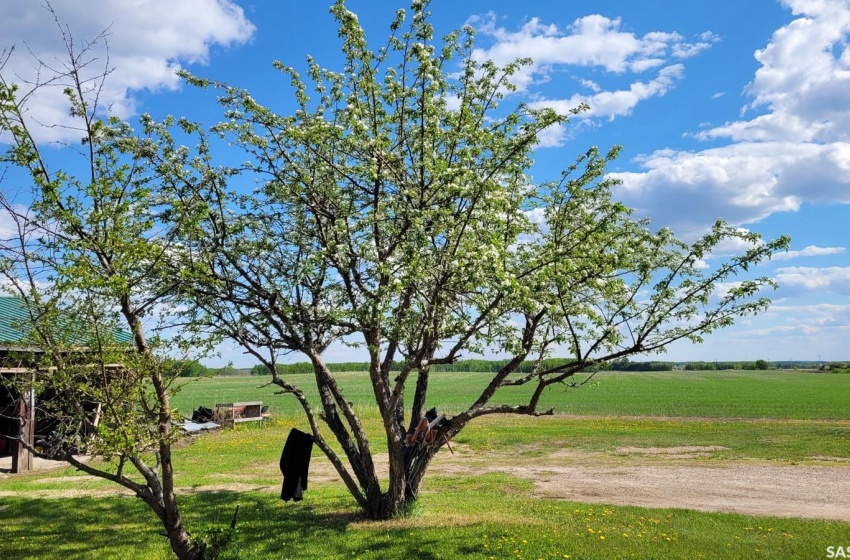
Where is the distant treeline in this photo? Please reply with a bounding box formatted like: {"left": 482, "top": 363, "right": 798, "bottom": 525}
{"left": 681, "top": 361, "right": 766, "bottom": 371}
{"left": 610, "top": 359, "right": 674, "bottom": 371}
{"left": 615, "top": 359, "right": 780, "bottom": 371}
{"left": 254, "top": 359, "right": 789, "bottom": 375}
{"left": 250, "top": 358, "right": 609, "bottom": 376}
{"left": 175, "top": 363, "right": 248, "bottom": 377}
{"left": 681, "top": 360, "right": 838, "bottom": 371}
{"left": 189, "top": 358, "right": 845, "bottom": 378}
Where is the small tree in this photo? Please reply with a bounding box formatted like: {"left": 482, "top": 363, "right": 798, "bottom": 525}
{"left": 0, "top": 19, "right": 222, "bottom": 560}
{"left": 165, "top": 0, "right": 789, "bottom": 519}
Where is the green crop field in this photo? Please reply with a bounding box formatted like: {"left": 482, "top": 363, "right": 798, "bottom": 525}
{"left": 2, "top": 369, "right": 848, "bottom": 559}
{"left": 171, "top": 369, "right": 850, "bottom": 420}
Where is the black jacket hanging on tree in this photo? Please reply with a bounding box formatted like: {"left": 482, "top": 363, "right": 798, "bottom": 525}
{"left": 279, "top": 428, "right": 314, "bottom": 502}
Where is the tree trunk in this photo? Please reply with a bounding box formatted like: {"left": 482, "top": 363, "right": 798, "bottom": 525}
{"left": 137, "top": 489, "right": 202, "bottom": 560}
{"left": 129, "top": 313, "right": 204, "bottom": 560}
{"left": 160, "top": 458, "right": 201, "bottom": 560}
{"left": 359, "top": 433, "right": 437, "bottom": 520}
{"left": 362, "top": 487, "right": 412, "bottom": 520}
{"left": 166, "top": 527, "right": 202, "bottom": 560}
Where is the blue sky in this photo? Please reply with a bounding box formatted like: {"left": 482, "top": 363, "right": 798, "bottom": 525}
{"left": 1, "top": 0, "right": 849, "bottom": 365}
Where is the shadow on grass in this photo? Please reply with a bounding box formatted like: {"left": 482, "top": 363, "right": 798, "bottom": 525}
{"left": 0, "top": 489, "right": 464, "bottom": 560}
{"left": 215, "top": 490, "right": 460, "bottom": 560}
{"left": 0, "top": 494, "right": 170, "bottom": 559}
{"left": 3, "top": 482, "right": 849, "bottom": 560}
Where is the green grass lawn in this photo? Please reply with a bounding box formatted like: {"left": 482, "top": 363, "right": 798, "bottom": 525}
{"left": 2, "top": 370, "right": 849, "bottom": 559}
{"left": 2, "top": 480, "right": 847, "bottom": 560}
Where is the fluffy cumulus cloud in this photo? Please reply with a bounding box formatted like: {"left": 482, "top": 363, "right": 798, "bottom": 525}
{"left": 698, "top": 0, "right": 850, "bottom": 144}
{"left": 612, "top": 0, "right": 850, "bottom": 235}
{"left": 0, "top": 0, "right": 255, "bottom": 142}
{"left": 612, "top": 140, "right": 850, "bottom": 237}
{"left": 530, "top": 64, "right": 684, "bottom": 121}
{"left": 469, "top": 12, "right": 715, "bottom": 129}
{"left": 471, "top": 13, "right": 712, "bottom": 79}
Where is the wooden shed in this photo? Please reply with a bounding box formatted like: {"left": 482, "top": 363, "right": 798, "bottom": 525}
{"left": 0, "top": 296, "right": 132, "bottom": 473}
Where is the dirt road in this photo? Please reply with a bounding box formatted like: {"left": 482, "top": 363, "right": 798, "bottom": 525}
{"left": 433, "top": 445, "right": 850, "bottom": 521}
{"left": 4, "top": 445, "right": 849, "bottom": 521}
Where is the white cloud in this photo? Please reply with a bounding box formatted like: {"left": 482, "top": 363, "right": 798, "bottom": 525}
{"left": 612, "top": 0, "right": 850, "bottom": 235}
{"left": 523, "top": 207, "right": 547, "bottom": 224}
{"left": 0, "top": 207, "right": 17, "bottom": 239}
{"left": 771, "top": 301, "right": 850, "bottom": 328}
{"left": 0, "top": 0, "right": 255, "bottom": 142}
{"left": 531, "top": 64, "right": 684, "bottom": 123}
{"left": 578, "top": 78, "right": 601, "bottom": 93}
{"left": 443, "top": 93, "right": 462, "bottom": 111}
{"left": 471, "top": 13, "right": 711, "bottom": 77}
{"left": 698, "top": 0, "right": 850, "bottom": 144}
{"left": 0, "top": 196, "right": 29, "bottom": 240}
{"left": 743, "top": 301, "right": 850, "bottom": 338}
{"left": 464, "top": 12, "right": 718, "bottom": 147}
{"left": 711, "top": 281, "right": 744, "bottom": 301}
{"left": 698, "top": 228, "right": 765, "bottom": 259}
{"left": 662, "top": 300, "right": 850, "bottom": 361}
{"left": 535, "top": 123, "right": 569, "bottom": 148}
{"left": 774, "top": 266, "right": 850, "bottom": 295}
{"left": 611, "top": 140, "right": 850, "bottom": 237}
{"left": 771, "top": 245, "right": 846, "bottom": 260}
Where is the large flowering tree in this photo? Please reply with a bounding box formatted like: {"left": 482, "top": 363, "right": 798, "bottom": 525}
{"left": 163, "top": 0, "right": 789, "bottom": 519}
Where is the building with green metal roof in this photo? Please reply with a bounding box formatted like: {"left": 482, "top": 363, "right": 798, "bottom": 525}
{"left": 1, "top": 296, "right": 132, "bottom": 473}
{"left": 0, "top": 296, "right": 133, "bottom": 355}
{"left": 0, "top": 296, "right": 41, "bottom": 353}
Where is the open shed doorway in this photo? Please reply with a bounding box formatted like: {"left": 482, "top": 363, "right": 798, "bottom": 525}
{"left": 0, "top": 370, "right": 35, "bottom": 473}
